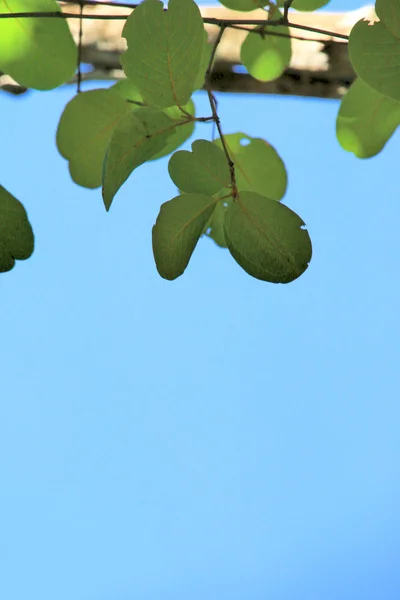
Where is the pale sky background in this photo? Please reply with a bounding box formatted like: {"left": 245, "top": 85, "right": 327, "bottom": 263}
{"left": 1, "top": 1, "right": 399, "bottom": 599}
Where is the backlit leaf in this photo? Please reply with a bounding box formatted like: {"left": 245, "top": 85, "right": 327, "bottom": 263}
{"left": 0, "top": 185, "right": 34, "bottom": 272}
{"left": 349, "top": 20, "right": 400, "bottom": 102}
{"left": 278, "top": 0, "right": 330, "bottom": 10}
{"left": 214, "top": 133, "right": 287, "bottom": 200}
{"left": 152, "top": 193, "right": 217, "bottom": 280}
{"left": 168, "top": 140, "right": 230, "bottom": 195}
{"left": 0, "top": 0, "right": 77, "bottom": 90}
{"left": 121, "top": 0, "right": 204, "bottom": 109}
{"left": 56, "top": 89, "right": 131, "bottom": 189}
{"left": 102, "top": 108, "right": 175, "bottom": 210}
{"left": 224, "top": 191, "right": 312, "bottom": 283}
{"left": 240, "top": 19, "right": 292, "bottom": 82}
{"left": 336, "top": 78, "right": 400, "bottom": 158}
{"left": 218, "top": 0, "right": 268, "bottom": 11}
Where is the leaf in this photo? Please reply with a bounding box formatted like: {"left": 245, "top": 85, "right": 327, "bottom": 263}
{"left": 218, "top": 0, "right": 268, "bottom": 11}
{"left": 193, "top": 31, "right": 213, "bottom": 91}
{"left": 0, "top": 0, "right": 77, "bottom": 90}
{"left": 240, "top": 18, "right": 292, "bottom": 82}
{"left": 111, "top": 82, "right": 196, "bottom": 160}
{"left": 349, "top": 20, "right": 400, "bottom": 102}
{"left": 0, "top": 185, "right": 34, "bottom": 272}
{"left": 203, "top": 201, "right": 228, "bottom": 248}
{"left": 168, "top": 140, "right": 231, "bottom": 195}
{"left": 278, "top": 0, "right": 330, "bottom": 10}
{"left": 224, "top": 191, "right": 312, "bottom": 283}
{"left": 214, "top": 133, "right": 287, "bottom": 200}
{"left": 375, "top": 0, "right": 400, "bottom": 38}
{"left": 336, "top": 78, "right": 400, "bottom": 158}
{"left": 102, "top": 108, "right": 175, "bottom": 210}
{"left": 121, "top": 0, "right": 205, "bottom": 109}
{"left": 151, "top": 100, "right": 196, "bottom": 161}
{"left": 152, "top": 193, "right": 217, "bottom": 280}
{"left": 56, "top": 89, "right": 131, "bottom": 189}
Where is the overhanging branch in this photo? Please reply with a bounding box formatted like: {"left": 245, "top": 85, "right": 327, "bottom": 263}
{"left": 0, "top": 2, "right": 376, "bottom": 100}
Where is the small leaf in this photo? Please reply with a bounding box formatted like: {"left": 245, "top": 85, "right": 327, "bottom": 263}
{"left": 0, "top": 185, "right": 34, "bottom": 272}
{"left": 349, "top": 20, "right": 400, "bottom": 102}
{"left": 56, "top": 89, "right": 131, "bottom": 189}
{"left": 168, "top": 140, "right": 231, "bottom": 195}
{"left": 214, "top": 133, "right": 287, "bottom": 200}
{"left": 102, "top": 108, "right": 175, "bottom": 210}
{"left": 336, "top": 78, "right": 400, "bottom": 158}
{"left": 111, "top": 79, "right": 145, "bottom": 107}
{"left": 0, "top": 0, "right": 77, "bottom": 90}
{"left": 218, "top": 0, "right": 268, "bottom": 11}
{"left": 240, "top": 18, "right": 292, "bottom": 82}
{"left": 152, "top": 193, "right": 217, "bottom": 280}
{"left": 203, "top": 201, "right": 228, "bottom": 248}
{"left": 194, "top": 31, "right": 213, "bottom": 91}
{"left": 224, "top": 191, "right": 312, "bottom": 283}
{"left": 121, "top": 0, "right": 205, "bottom": 108}
{"left": 278, "top": 0, "right": 330, "bottom": 10}
{"left": 375, "top": 0, "right": 400, "bottom": 38}
{"left": 151, "top": 100, "right": 196, "bottom": 161}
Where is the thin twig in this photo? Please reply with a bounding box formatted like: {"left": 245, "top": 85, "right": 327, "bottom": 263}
{"left": 0, "top": 9, "right": 350, "bottom": 40}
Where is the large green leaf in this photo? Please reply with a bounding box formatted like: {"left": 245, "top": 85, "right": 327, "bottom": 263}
{"left": 56, "top": 89, "right": 131, "bottom": 189}
{"left": 336, "top": 78, "right": 400, "bottom": 158}
{"left": 375, "top": 0, "right": 400, "bottom": 38}
{"left": 214, "top": 133, "right": 287, "bottom": 200}
{"left": 0, "top": 0, "right": 77, "bottom": 90}
{"left": 121, "top": 0, "right": 204, "bottom": 109}
{"left": 349, "top": 20, "right": 400, "bottom": 102}
{"left": 168, "top": 140, "right": 231, "bottom": 195}
{"left": 240, "top": 20, "right": 292, "bottom": 82}
{"left": 224, "top": 191, "right": 312, "bottom": 283}
{"left": 102, "top": 108, "right": 175, "bottom": 210}
{"left": 152, "top": 193, "right": 217, "bottom": 280}
{"left": 0, "top": 185, "right": 34, "bottom": 272}
{"left": 218, "top": 0, "right": 268, "bottom": 10}
{"left": 193, "top": 31, "right": 213, "bottom": 91}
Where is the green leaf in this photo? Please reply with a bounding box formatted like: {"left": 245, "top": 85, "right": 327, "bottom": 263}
{"left": 111, "top": 81, "right": 196, "bottom": 160}
{"left": 121, "top": 0, "right": 204, "bottom": 109}
{"left": 151, "top": 100, "right": 196, "bottom": 161}
{"left": 336, "top": 78, "right": 400, "bottom": 158}
{"left": 193, "top": 31, "right": 213, "bottom": 91}
{"left": 168, "top": 140, "right": 231, "bottom": 195}
{"left": 349, "top": 20, "right": 400, "bottom": 102}
{"left": 224, "top": 191, "right": 312, "bottom": 283}
{"left": 278, "top": 0, "right": 330, "bottom": 10}
{"left": 111, "top": 79, "right": 145, "bottom": 107}
{"left": 56, "top": 89, "right": 131, "bottom": 189}
{"left": 218, "top": 0, "right": 268, "bottom": 11}
{"left": 152, "top": 193, "right": 217, "bottom": 280}
{"left": 0, "top": 0, "right": 77, "bottom": 90}
{"left": 203, "top": 201, "right": 228, "bottom": 248}
{"left": 0, "top": 185, "right": 34, "bottom": 272}
{"left": 240, "top": 19, "right": 292, "bottom": 82}
{"left": 102, "top": 108, "right": 175, "bottom": 210}
{"left": 214, "top": 133, "right": 287, "bottom": 200}
{"left": 375, "top": 0, "right": 400, "bottom": 38}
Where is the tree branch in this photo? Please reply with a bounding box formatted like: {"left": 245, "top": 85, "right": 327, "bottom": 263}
{"left": 0, "top": 3, "right": 376, "bottom": 100}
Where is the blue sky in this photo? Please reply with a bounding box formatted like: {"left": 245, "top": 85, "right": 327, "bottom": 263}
{"left": 1, "top": 1, "right": 399, "bottom": 599}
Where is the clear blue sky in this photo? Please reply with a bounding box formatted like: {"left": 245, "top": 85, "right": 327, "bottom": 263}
{"left": 1, "top": 1, "right": 399, "bottom": 599}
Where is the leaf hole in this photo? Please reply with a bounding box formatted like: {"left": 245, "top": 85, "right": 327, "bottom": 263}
{"left": 239, "top": 138, "right": 250, "bottom": 146}
{"left": 300, "top": 224, "right": 307, "bottom": 230}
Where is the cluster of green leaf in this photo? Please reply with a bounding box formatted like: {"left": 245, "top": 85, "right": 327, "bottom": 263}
{"left": 0, "top": 0, "right": 398, "bottom": 281}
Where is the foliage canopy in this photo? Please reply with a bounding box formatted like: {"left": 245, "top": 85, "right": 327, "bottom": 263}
{"left": 0, "top": 0, "right": 397, "bottom": 282}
